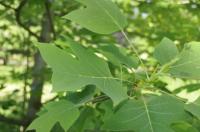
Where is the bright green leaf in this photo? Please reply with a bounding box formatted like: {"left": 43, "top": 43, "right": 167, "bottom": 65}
{"left": 154, "top": 37, "right": 179, "bottom": 65}
{"left": 64, "top": 0, "right": 127, "bottom": 34}
{"left": 27, "top": 100, "right": 79, "bottom": 132}
{"left": 185, "top": 97, "right": 200, "bottom": 120}
{"left": 37, "top": 38, "right": 128, "bottom": 105}
{"left": 170, "top": 42, "right": 200, "bottom": 79}
{"left": 103, "top": 94, "right": 187, "bottom": 132}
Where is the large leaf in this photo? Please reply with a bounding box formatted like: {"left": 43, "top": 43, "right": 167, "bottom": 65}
{"left": 154, "top": 37, "right": 179, "bottom": 65}
{"left": 103, "top": 94, "right": 187, "bottom": 132}
{"left": 63, "top": 0, "right": 127, "bottom": 34}
{"left": 98, "top": 43, "right": 138, "bottom": 68}
{"left": 27, "top": 100, "right": 79, "bottom": 132}
{"left": 170, "top": 42, "right": 200, "bottom": 79}
{"left": 37, "top": 38, "right": 128, "bottom": 105}
{"left": 185, "top": 97, "right": 200, "bottom": 119}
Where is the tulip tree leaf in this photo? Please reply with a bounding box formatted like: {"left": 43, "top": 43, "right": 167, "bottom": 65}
{"left": 98, "top": 43, "right": 139, "bottom": 68}
{"left": 185, "top": 97, "right": 200, "bottom": 119}
{"left": 154, "top": 37, "right": 179, "bottom": 65}
{"left": 27, "top": 100, "right": 80, "bottom": 132}
{"left": 170, "top": 42, "right": 200, "bottom": 79}
{"left": 37, "top": 38, "right": 128, "bottom": 105}
{"left": 103, "top": 94, "right": 187, "bottom": 132}
{"left": 64, "top": 0, "right": 127, "bottom": 34}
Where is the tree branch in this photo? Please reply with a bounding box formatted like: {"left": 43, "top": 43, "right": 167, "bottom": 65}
{"left": 0, "top": 1, "right": 40, "bottom": 39}
{"left": 45, "top": 1, "right": 56, "bottom": 40}
{"left": 15, "top": 0, "right": 39, "bottom": 39}
{"left": 0, "top": 1, "right": 16, "bottom": 10}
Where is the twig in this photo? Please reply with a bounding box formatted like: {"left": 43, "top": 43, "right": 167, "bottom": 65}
{"left": 15, "top": 0, "right": 39, "bottom": 39}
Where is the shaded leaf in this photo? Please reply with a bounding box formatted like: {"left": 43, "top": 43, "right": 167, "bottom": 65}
{"left": 27, "top": 100, "right": 80, "bottom": 132}
{"left": 98, "top": 43, "right": 138, "bottom": 68}
{"left": 64, "top": 0, "right": 127, "bottom": 34}
{"left": 185, "top": 97, "right": 200, "bottom": 119}
{"left": 171, "top": 122, "right": 199, "bottom": 132}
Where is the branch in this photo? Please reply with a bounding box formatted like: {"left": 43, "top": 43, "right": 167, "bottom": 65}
{"left": 45, "top": 1, "right": 56, "bottom": 39}
{"left": 15, "top": 0, "right": 39, "bottom": 39}
{"left": 0, "top": 1, "right": 16, "bottom": 10}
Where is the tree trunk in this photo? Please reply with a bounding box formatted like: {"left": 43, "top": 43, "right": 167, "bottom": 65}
{"left": 25, "top": 2, "right": 53, "bottom": 126}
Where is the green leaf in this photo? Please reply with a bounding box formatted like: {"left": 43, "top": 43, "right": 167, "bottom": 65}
{"left": 37, "top": 38, "right": 128, "bottom": 105}
{"left": 63, "top": 0, "right": 127, "bottom": 34}
{"left": 185, "top": 97, "right": 200, "bottom": 119}
{"left": 68, "top": 107, "right": 96, "bottom": 131}
{"left": 98, "top": 43, "right": 138, "bottom": 68}
{"left": 171, "top": 122, "right": 199, "bottom": 132}
{"left": 27, "top": 100, "right": 80, "bottom": 132}
{"left": 103, "top": 94, "right": 187, "bottom": 132}
{"left": 66, "top": 85, "right": 96, "bottom": 104}
{"left": 169, "top": 42, "right": 200, "bottom": 79}
{"left": 154, "top": 37, "right": 179, "bottom": 65}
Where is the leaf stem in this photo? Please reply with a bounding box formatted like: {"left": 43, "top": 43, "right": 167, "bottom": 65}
{"left": 121, "top": 29, "right": 150, "bottom": 81}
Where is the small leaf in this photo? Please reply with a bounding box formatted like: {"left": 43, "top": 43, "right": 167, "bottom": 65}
{"left": 98, "top": 43, "right": 138, "bottom": 68}
{"left": 154, "top": 37, "right": 179, "bottom": 65}
{"left": 103, "top": 94, "right": 187, "bottom": 132}
{"left": 37, "top": 38, "right": 128, "bottom": 105}
{"left": 185, "top": 97, "right": 200, "bottom": 119}
{"left": 170, "top": 42, "right": 200, "bottom": 79}
{"left": 27, "top": 100, "right": 80, "bottom": 132}
{"left": 64, "top": 0, "right": 127, "bottom": 34}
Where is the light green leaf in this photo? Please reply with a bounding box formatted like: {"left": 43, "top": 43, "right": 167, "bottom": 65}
{"left": 185, "top": 97, "right": 200, "bottom": 119}
{"left": 98, "top": 43, "right": 138, "bottom": 68}
{"left": 27, "top": 100, "right": 80, "bottom": 132}
{"left": 154, "top": 37, "right": 179, "bottom": 65}
{"left": 37, "top": 38, "right": 128, "bottom": 105}
{"left": 103, "top": 94, "right": 187, "bottom": 132}
{"left": 63, "top": 0, "right": 127, "bottom": 34}
{"left": 170, "top": 42, "right": 200, "bottom": 79}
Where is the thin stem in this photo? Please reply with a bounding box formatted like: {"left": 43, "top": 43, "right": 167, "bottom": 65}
{"left": 121, "top": 29, "right": 150, "bottom": 80}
